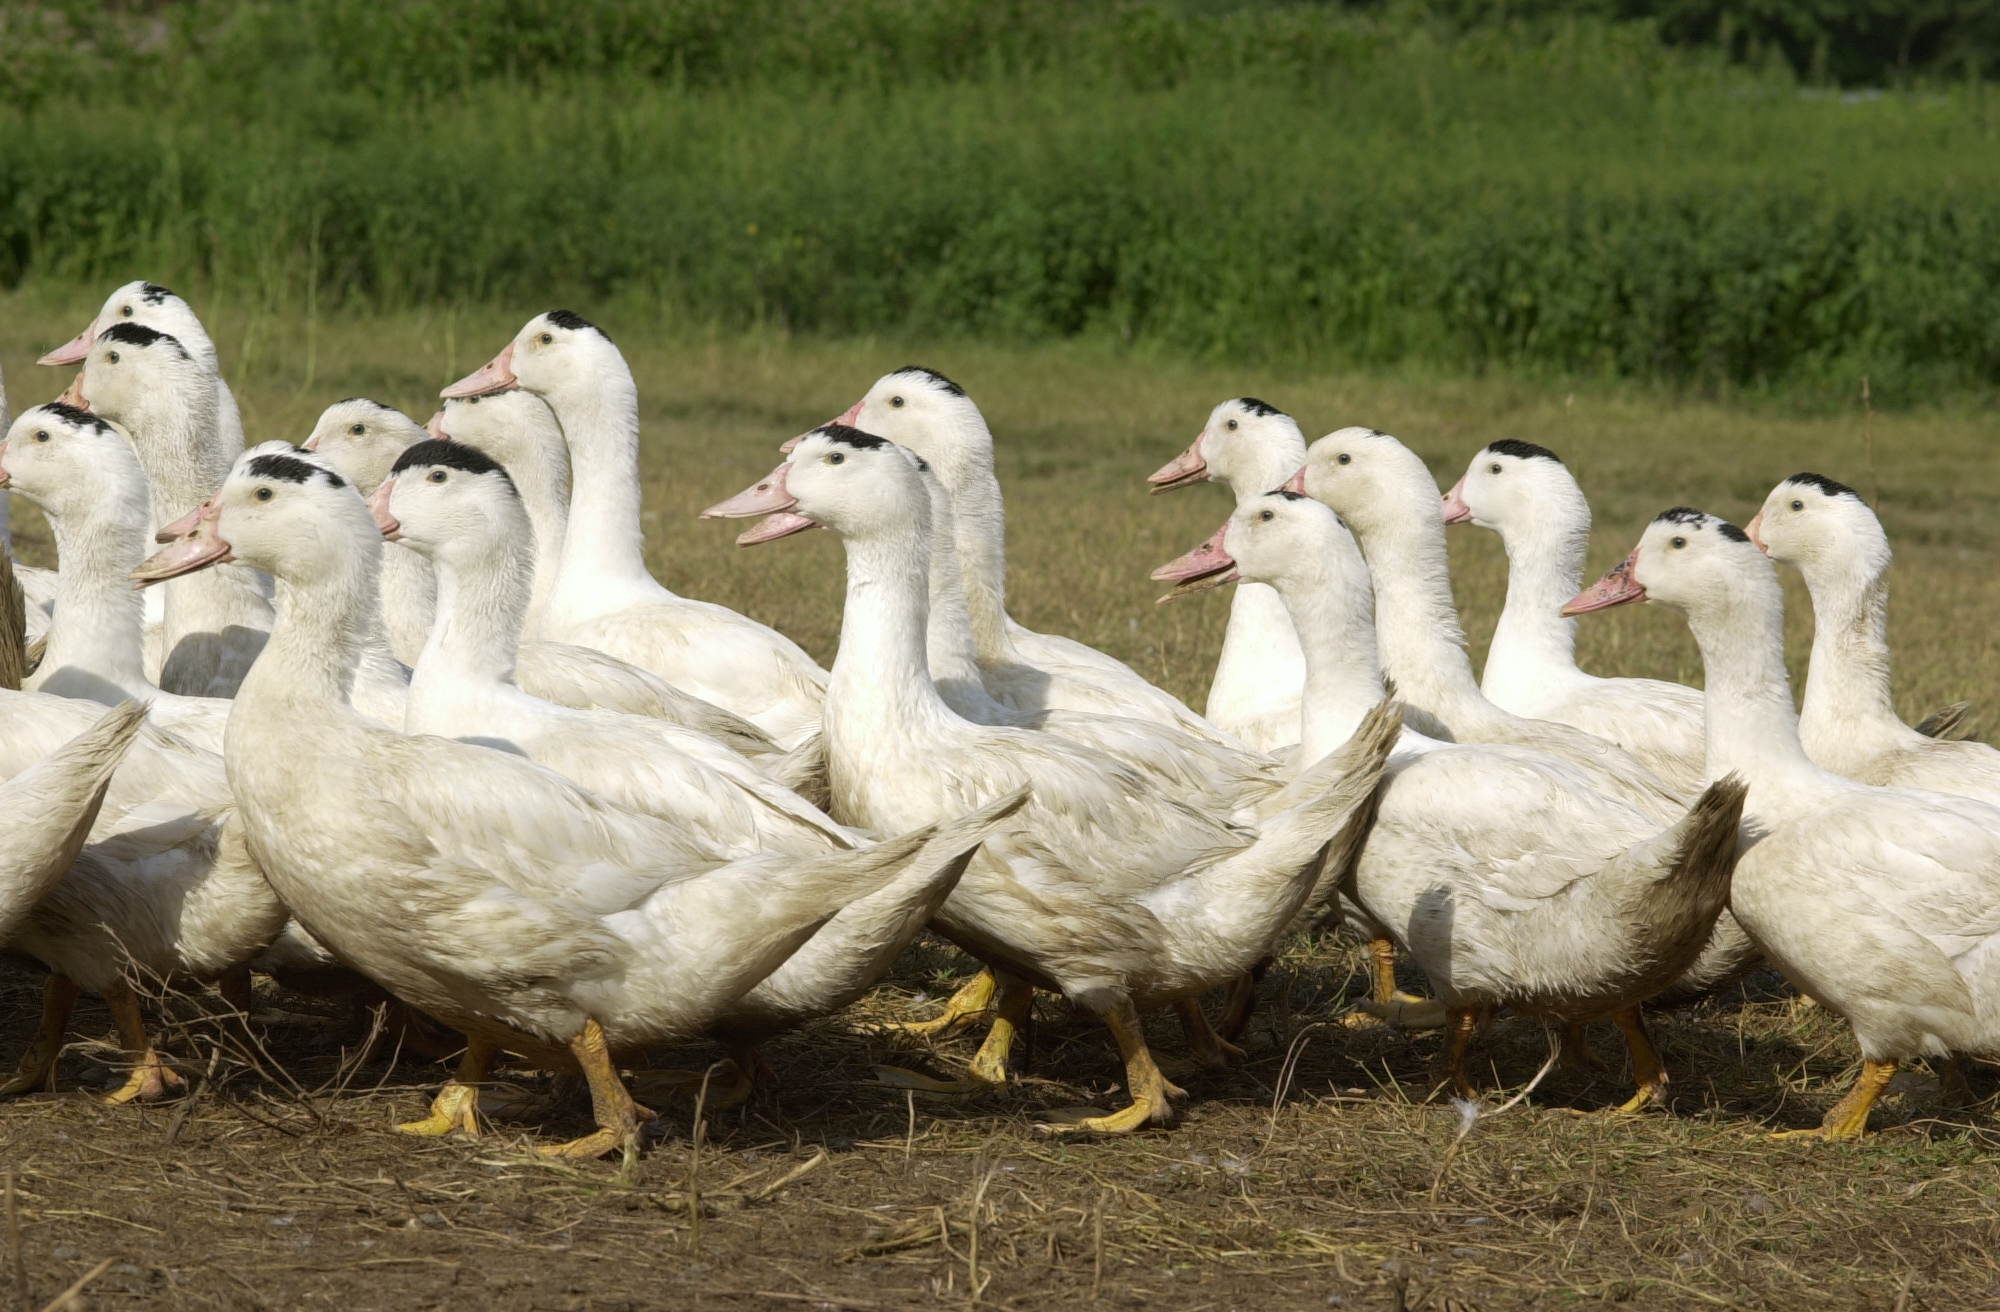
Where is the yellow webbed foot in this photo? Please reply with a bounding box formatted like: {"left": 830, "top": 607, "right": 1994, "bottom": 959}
{"left": 396, "top": 1081, "right": 482, "bottom": 1137}
{"left": 1039, "top": 999, "right": 1180, "bottom": 1137}
{"left": 99, "top": 1051, "right": 185, "bottom": 1105}
{"left": 1771, "top": 1058, "right": 1897, "bottom": 1142}
{"left": 872, "top": 970, "right": 997, "bottom": 1040}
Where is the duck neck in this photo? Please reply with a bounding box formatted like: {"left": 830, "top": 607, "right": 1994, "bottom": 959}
{"left": 1796, "top": 555, "right": 1916, "bottom": 761}
{"left": 32, "top": 494, "right": 152, "bottom": 698}
{"left": 829, "top": 522, "right": 956, "bottom": 739}
{"left": 509, "top": 433, "right": 571, "bottom": 642}
{"left": 1219, "top": 436, "right": 1308, "bottom": 510}
{"left": 113, "top": 373, "right": 226, "bottom": 531}
{"left": 1484, "top": 485, "right": 1591, "bottom": 696}
{"left": 413, "top": 540, "right": 532, "bottom": 702}
{"left": 1271, "top": 565, "right": 1387, "bottom": 767}
{"left": 241, "top": 546, "right": 379, "bottom": 715}
{"left": 1680, "top": 577, "right": 1829, "bottom": 806}
{"left": 921, "top": 493, "right": 992, "bottom": 698}
{"left": 1354, "top": 509, "right": 1486, "bottom": 731}
{"left": 928, "top": 415, "right": 1015, "bottom": 663}
{"left": 547, "top": 363, "right": 662, "bottom": 617}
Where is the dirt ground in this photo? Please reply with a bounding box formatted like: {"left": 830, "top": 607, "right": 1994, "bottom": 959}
{"left": 1, "top": 934, "right": 1996, "bottom": 1312}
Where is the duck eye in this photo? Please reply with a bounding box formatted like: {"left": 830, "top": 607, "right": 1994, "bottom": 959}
{"left": 108, "top": 351, "right": 120, "bottom": 364}
{"left": 1671, "top": 536, "right": 1686, "bottom": 549}
{"left": 829, "top": 452, "right": 845, "bottom": 465}
{"left": 1337, "top": 453, "right": 1351, "bottom": 465}
{"left": 1489, "top": 463, "right": 1501, "bottom": 474}
{"left": 119, "top": 306, "right": 132, "bottom": 317}
{"left": 1259, "top": 510, "right": 1273, "bottom": 521}
{"left": 428, "top": 469, "right": 448, "bottom": 484}
{"left": 1790, "top": 499, "right": 1803, "bottom": 511}
{"left": 33, "top": 430, "right": 49, "bottom": 443}
{"left": 1226, "top": 419, "right": 1238, "bottom": 431}
{"left": 255, "top": 486, "right": 274, "bottom": 502}
{"left": 350, "top": 423, "right": 366, "bottom": 435}
{"left": 539, "top": 332, "right": 553, "bottom": 345}
{"left": 890, "top": 396, "right": 905, "bottom": 408}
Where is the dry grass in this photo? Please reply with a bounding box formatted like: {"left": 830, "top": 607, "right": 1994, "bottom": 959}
{"left": 1, "top": 286, "right": 1999, "bottom": 1309}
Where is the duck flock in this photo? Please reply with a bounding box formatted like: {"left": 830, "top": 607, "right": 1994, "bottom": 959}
{"left": 0, "top": 282, "right": 1995, "bottom": 1160}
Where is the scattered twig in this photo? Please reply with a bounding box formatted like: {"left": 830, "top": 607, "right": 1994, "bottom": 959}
{"left": 35, "top": 1258, "right": 111, "bottom": 1312}
{"left": 689, "top": 1061, "right": 724, "bottom": 1256}
{"left": 1091, "top": 1188, "right": 1107, "bottom": 1300}
{"left": 6, "top": 1171, "right": 27, "bottom": 1312}
{"left": 967, "top": 1153, "right": 999, "bottom": 1305}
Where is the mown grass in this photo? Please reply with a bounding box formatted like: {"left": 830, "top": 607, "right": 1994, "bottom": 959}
{"left": 4, "top": 288, "right": 2000, "bottom": 1306}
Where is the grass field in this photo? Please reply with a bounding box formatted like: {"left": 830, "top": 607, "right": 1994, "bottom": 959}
{"left": 3, "top": 286, "right": 2000, "bottom": 1309}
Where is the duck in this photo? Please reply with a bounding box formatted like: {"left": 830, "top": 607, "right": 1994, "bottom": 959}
{"left": 704, "top": 425, "right": 1398, "bottom": 1132}
{"left": 424, "top": 394, "right": 786, "bottom": 761}
{"left": 1441, "top": 440, "right": 1707, "bottom": 797}
{"left": 442, "top": 312, "right": 828, "bottom": 749}
{"left": 1146, "top": 397, "right": 1308, "bottom": 754}
{"left": 0, "top": 403, "right": 230, "bottom": 752}
{"left": 0, "top": 687, "right": 287, "bottom": 1102}
{"left": 0, "top": 700, "right": 146, "bottom": 941}
{"left": 1156, "top": 491, "right": 1748, "bottom": 1108}
{"left": 1747, "top": 473, "right": 2000, "bottom": 805}
{"left": 64, "top": 321, "right": 273, "bottom": 697}
{"left": 301, "top": 399, "right": 437, "bottom": 666}
{"left": 809, "top": 367, "right": 1247, "bottom": 750}
{"left": 133, "top": 442, "right": 1019, "bottom": 1157}
{"left": 1566, "top": 508, "right": 2000, "bottom": 1139}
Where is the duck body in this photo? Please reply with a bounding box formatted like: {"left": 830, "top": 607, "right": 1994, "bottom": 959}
{"left": 444, "top": 314, "right": 829, "bottom": 749}
{"left": 1443, "top": 440, "right": 1707, "bottom": 798}
{"left": 1147, "top": 398, "right": 1310, "bottom": 753}
{"left": 0, "top": 701, "right": 145, "bottom": 943}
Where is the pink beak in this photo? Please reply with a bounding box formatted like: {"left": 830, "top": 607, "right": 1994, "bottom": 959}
{"left": 57, "top": 373, "right": 89, "bottom": 410}
{"left": 700, "top": 463, "right": 818, "bottom": 545}
{"left": 134, "top": 498, "right": 233, "bottom": 585}
{"left": 783, "top": 400, "right": 864, "bottom": 454}
{"left": 1151, "top": 522, "right": 1238, "bottom": 603}
{"left": 442, "top": 340, "right": 519, "bottom": 399}
{"left": 1441, "top": 476, "right": 1472, "bottom": 524}
{"left": 1282, "top": 466, "right": 1308, "bottom": 495}
{"left": 300, "top": 428, "right": 321, "bottom": 452}
{"left": 1744, "top": 512, "right": 1768, "bottom": 554}
{"left": 38, "top": 319, "right": 98, "bottom": 368}
{"left": 1147, "top": 433, "right": 1209, "bottom": 495}
{"left": 425, "top": 411, "right": 451, "bottom": 441}
{"left": 1561, "top": 549, "right": 1645, "bottom": 616}
{"left": 368, "top": 479, "right": 402, "bottom": 540}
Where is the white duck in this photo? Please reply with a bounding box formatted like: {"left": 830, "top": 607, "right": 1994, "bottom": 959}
{"left": 1147, "top": 397, "right": 1309, "bottom": 753}
{"left": 809, "top": 367, "right": 1246, "bottom": 749}
{"left": 1442, "top": 440, "right": 1707, "bottom": 797}
{"left": 302, "top": 398, "right": 438, "bottom": 666}
{"left": 39, "top": 281, "right": 248, "bottom": 457}
{"left": 1157, "top": 492, "right": 1748, "bottom": 1107}
{"left": 1747, "top": 473, "right": 2000, "bottom": 804}
{"left": 705, "top": 425, "right": 1398, "bottom": 1132}
{"left": 442, "top": 312, "right": 828, "bottom": 749}
{"left": 0, "top": 700, "right": 145, "bottom": 941}
{"left": 0, "top": 687, "right": 286, "bottom": 1102}
{"left": 1288, "top": 429, "right": 1687, "bottom": 816}
{"left": 65, "top": 322, "right": 272, "bottom": 696}
{"left": 1568, "top": 508, "right": 2000, "bottom": 1139}
{"left": 134, "top": 443, "right": 1018, "bottom": 1157}
{"left": 0, "top": 404, "right": 230, "bottom": 752}
{"left": 424, "top": 394, "right": 785, "bottom": 760}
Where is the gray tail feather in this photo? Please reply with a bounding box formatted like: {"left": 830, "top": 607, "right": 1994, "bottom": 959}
{"left": 771, "top": 730, "right": 832, "bottom": 811}
{"left": 1621, "top": 773, "right": 1749, "bottom": 1001}
{"left": 1916, "top": 701, "right": 1978, "bottom": 742}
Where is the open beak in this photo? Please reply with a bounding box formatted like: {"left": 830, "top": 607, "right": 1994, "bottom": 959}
{"left": 1151, "top": 523, "right": 1238, "bottom": 603}
{"left": 700, "top": 463, "right": 818, "bottom": 545}
{"left": 425, "top": 411, "right": 451, "bottom": 441}
{"left": 1745, "top": 512, "right": 1768, "bottom": 554}
{"left": 1441, "top": 477, "right": 1472, "bottom": 524}
{"left": 133, "top": 499, "right": 232, "bottom": 585}
{"left": 1147, "top": 433, "right": 1209, "bottom": 495}
{"left": 368, "top": 480, "right": 402, "bottom": 540}
{"left": 1561, "top": 549, "right": 1645, "bottom": 616}
{"left": 784, "top": 400, "right": 863, "bottom": 454}
{"left": 442, "top": 341, "right": 519, "bottom": 398}
{"left": 38, "top": 320, "right": 97, "bottom": 368}
{"left": 1282, "top": 466, "right": 1308, "bottom": 495}
{"left": 57, "top": 373, "right": 89, "bottom": 410}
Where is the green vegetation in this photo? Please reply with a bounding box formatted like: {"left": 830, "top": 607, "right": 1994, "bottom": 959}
{"left": 3, "top": 1, "right": 1999, "bottom": 401}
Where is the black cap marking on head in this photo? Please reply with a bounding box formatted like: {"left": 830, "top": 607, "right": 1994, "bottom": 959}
{"left": 1784, "top": 472, "right": 1863, "bottom": 502}
{"left": 544, "top": 309, "right": 606, "bottom": 340}
{"left": 390, "top": 438, "right": 516, "bottom": 493}
{"left": 1656, "top": 507, "right": 1708, "bottom": 526}
{"left": 247, "top": 452, "right": 344, "bottom": 489}
{"left": 1486, "top": 439, "right": 1563, "bottom": 465}
{"left": 1235, "top": 397, "right": 1285, "bottom": 419}
{"left": 889, "top": 366, "right": 966, "bottom": 398}
{"left": 1272, "top": 489, "right": 1309, "bottom": 502}
{"left": 1717, "top": 521, "right": 1751, "bottom": 544}
{"left": 818, "top": 424, "right": 890, "bottom": 451}
{"left": 137, "top": 282, "right": 174, "bottom": 305}
{"left": 100, "top": 322, "right": 186, "bottom": 355}
{"left": 33, "top": 402, "right": 115, "bottom": 436}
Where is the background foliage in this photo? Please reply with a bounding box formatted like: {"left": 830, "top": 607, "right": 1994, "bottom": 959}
{"left": 3, "top": 0, "right": 1998, "bottom": 400}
